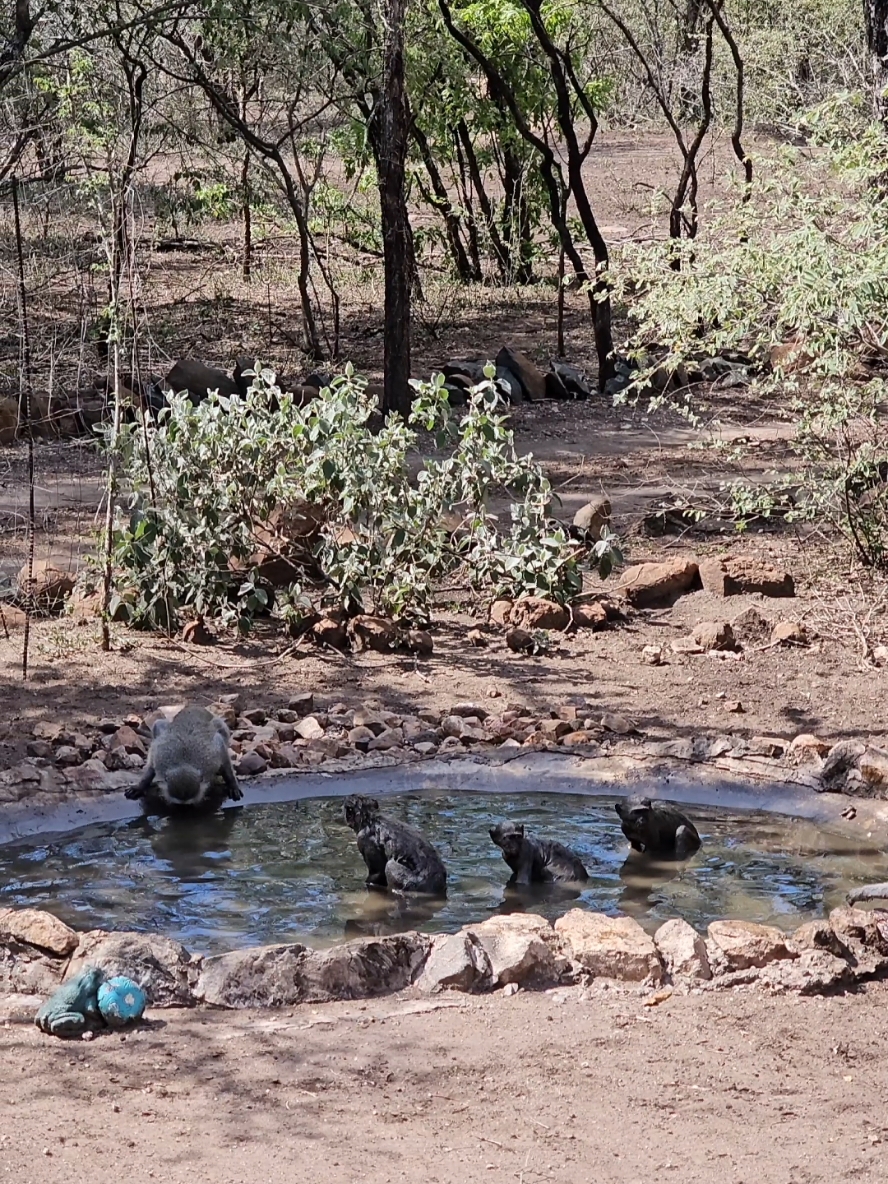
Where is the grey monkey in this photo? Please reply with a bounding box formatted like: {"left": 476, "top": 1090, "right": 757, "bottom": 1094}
{"left": 125, "top": 705, "right": 242, "bottom": 807}
{"left": 615, "top": 795, "right": 701, "bottom": 860}
{"left": 489, "top": 820, "right": 589, "bottom": 884}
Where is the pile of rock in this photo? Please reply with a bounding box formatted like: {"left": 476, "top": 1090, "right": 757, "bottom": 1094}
{"left": 441, "top": 346, "right": 592, "bottom": 405}
{"left": 3, "top": 902, "right": 885, "bottom": 1011}
{"left": 3, "top": 686, "right": 881, "bottom": 806}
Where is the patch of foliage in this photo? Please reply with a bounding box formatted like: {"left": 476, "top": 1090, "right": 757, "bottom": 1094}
{"left": 105, "top": 369, "right": 621, "bottom": 632}
{"left": 609, "top": 102, "right": 888, "bottom": 568}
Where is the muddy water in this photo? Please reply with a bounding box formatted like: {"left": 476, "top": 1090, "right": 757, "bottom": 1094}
{"left": 1, "top": 791, "right": 886, "bottom": 953}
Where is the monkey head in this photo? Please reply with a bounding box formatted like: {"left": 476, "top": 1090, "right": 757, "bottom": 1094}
{"left": 614, "top": 796, "right": 653, "bottom": 841}
{"left": 343, "top": 795, "right": 381, "bottom": 832}
{"left": 162, "top": 765, "right": 206, "bottom": 805}
{"left": 489, "top": 820, "right": 525, "bottom": 859}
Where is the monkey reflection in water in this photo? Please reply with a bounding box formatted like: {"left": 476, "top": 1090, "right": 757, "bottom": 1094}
{"left": 128, "top": 807, "right": 242, "bottom": 882}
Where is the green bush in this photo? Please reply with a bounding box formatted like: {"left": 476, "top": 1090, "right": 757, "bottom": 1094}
{"left": 105, "top": 369, "right": 621, "bottom": 631}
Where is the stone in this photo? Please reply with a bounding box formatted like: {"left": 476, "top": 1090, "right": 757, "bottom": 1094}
{"left": 561, "top": 733, "right": 601, "bottom": 752}
{"left": 725, "top": 700, "right": 744, "bottom": 714}
{"left": 700, "top": 556, "right": 794, "bottom": 598}
{"left": 600, "top": 712, "right": 636, "bottom": 735}
{"left": 241, "top": 707, "right": 267, "bottom": 726}
{"left": 294, "top": 715, "right": 325, "bottom": 741}
{"left": 182, "top": 618, "right": 215, "bottom": 645}
{"left": 0, "top": 946, "right": 67, "bottom": 996}
{"left": 616, "top": 558, "right": 700, "bottom": 608}
{"left": 464, "top": 915, "right": 564, "bottom": 987}
{"left": 17, "top": 556, "right": 77, "bottom": 608}
{"left": 550, "top": 362, "right": 591, "bottom": 399}
{"left": 55, "top": 746, "right": 82, "bottom": 766}
{"left": 66, "top": 931, "right": 195, "bottom": 1006}
{"left": 757, "top": 949, "right": 853, "bottom": 995}
{"left": 489, "top": 599, "right": 513, "bottom": 626}
{"left": 196, "top": 935, "right": 430, "bottom": 1008}
{"left": 208, "top": 701, "right": 238, "bottom": 729}
{"left": 509, "top": 597, "right": 570, "bottom": 631}
{"left": 671, "top": 638, "right": 703, "bottom": 656}
{"left": 495, "top": 345, "right": 546, "bottom": 401}
{"left": 237, "top": 751, "right": 268, "bottom": 776}
{"left": 820, "top": 740, "right": 866, "bottom": 792}
{"left": 749, "top": 736, "right": 788, "bottom": 758}
{"left": 0, "top": 908, "right": 79, "bottom": 957}
{"left": 788, "top": 734, "right": 830, "bottom": 763}
{"left": 641, "top": 644, "right": 664, "bottom": 666}
{"left": 860, "top": 747, "right": 888, "bottom": 787}
{"left": 440, "top": 715, "right": 465, "bottom": 738}
{"left": 414, "top": 741, "right": 437, "bottom": 756}
{"left": 348, "top": 726, "right": 375, "bottom": 752}
{"left": 369, "top": 727, "right": 404, "bottom": 751}
{"left": 654, "top": 919, "right": 711, "bottom": 981}
{"left": 771, "top": 620, "right": 807, "bottom": 646}
{"left": 506, "top": 628, "right": 536, "bottom": 654}
{"left": 313, "top": 613, "right": 348, "bottom": 649}
{"left": 555, "top": 911, "right": 663, "bottom": 983}
{"left": 573, "top": 602, "right": 610, "bottom": 630}
{"left": 460, "top": 724, "right": 491, "bottom": 744}
{"left": 539, "top": 719, "right": 572, "bottom": 740}
{"left": 698, "top": 558, "right": 730, "bottom": 597}
{"left": 352, "top": 709, "right": 386, "bottom": 735}
{"left": 416, "top": 932, "right": 491, "bottom": 994}
{"left": 730, "top": 606, "right": 772, "bottom": 647}
{"left": 288, "top": 692, "right": 314, "bottom": 715}
{"left": 572, "top": 496, "right": 611, "bottom": 540}
{"left": 873, "top": 645, "right": 888, "bottom": 666}
{"left": 691, "top": 621, "right": 735, "bottom": 652}
{"left": 790, "top": 920, "right": 850, "bottom": 960}
{"left": 450, "top": 702, "right": 489, "bottom": 720}
{"left": 348, "top": 614, "right": 399, "bottom": 653}
{"left": 467, "top": 628, "right": 489, "bottom": 647}
{"left": 706, "top": 920, "right": 796, "bottom": 973}
{"left": 829, "top": 907, "right": 888, "bottom": 967}
{"left": 109, "top": 725, "right": 146, "bottom": 756}
{"left": 405, "top": 629, "right": 434, "bottom": 656}
{"left": 26, "top": 739, "right": 52, "bottom": 759}
{"left": 165, "top": 359, "right": 239, "bottom": 402}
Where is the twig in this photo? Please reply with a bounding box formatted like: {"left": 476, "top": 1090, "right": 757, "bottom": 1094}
{"left": 11, "top": 175, "right": 35, "bottom": 681}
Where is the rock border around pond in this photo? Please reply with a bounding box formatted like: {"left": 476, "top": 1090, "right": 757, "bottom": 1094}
{"left": 2, "top": 903, "right": 887, "bottom": 1012}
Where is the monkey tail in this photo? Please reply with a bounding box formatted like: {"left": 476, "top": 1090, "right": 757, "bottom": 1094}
{"left": 847, "top": 883, "right": 888, "bottom": 906}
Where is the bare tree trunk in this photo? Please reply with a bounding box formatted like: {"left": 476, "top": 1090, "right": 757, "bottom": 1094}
{"left": 865, "top": 0, "right": 888, "bottom": 122}
{"left": 379, "top": 0, "right": 411, "bottom": 416}
{"left": 502, "top": 145, "right": 533, "bottom": 284}
{"left": 455, "top": 120, "right": 510, "bottom": 282}
{"left": 411, "top": 120, "right": 478, "bottom": 281}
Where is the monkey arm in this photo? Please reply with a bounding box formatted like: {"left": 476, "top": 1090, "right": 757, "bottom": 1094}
{"left": 124, "top": 764, "right": 155, "bottom": 801}
{"left": 848, "top": 883, "right": 888, "bottom": 905}
{"left": 220, "top": 754, "right": 243, "bottom": 802}
{"left": 674, "top": 826, "right": 697, "bottom": 860}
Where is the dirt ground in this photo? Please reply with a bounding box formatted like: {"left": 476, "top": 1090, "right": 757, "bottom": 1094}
{"left": 1, "top": 398, "right": 885, "bottom": 768}
{"left": 1, "top": 984, "right": 887, "bottom": 1184}
{"left": 5, "top": 129, "right": 876, "bottom": 760}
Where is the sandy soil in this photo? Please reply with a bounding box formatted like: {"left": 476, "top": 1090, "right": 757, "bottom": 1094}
{"left": 2, "top": 984, "right": 887, "bottom": 1184}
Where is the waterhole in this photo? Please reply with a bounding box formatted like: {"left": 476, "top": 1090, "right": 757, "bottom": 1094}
{"left": 0, "top": 791, "right": 885, "bottom": 953}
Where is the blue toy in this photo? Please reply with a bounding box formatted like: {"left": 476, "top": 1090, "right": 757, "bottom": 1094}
{"left": 97, "top": 976, "right": 147, "bottom": 1028}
